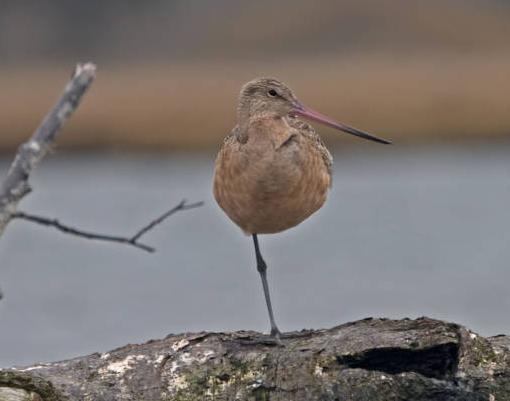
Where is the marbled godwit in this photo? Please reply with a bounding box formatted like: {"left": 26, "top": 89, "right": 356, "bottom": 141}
{"left": 214, "top": 78, "right": 390, "bottom": 339}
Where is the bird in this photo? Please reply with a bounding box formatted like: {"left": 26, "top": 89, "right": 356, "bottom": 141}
{"left": 213, "top": 77, "right": 390, "bottom": 340}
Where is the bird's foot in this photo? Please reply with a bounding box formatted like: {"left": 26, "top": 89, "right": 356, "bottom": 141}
{"left": 270, "top": 327, "right": 282, "bottom": 339}
{"left": 278, "top": 328, "right": 316, "bottom": 340}
{"left": 237, "top": 335, "right": 284, "bottom": 347}
{"left": 236, "top": 328, "right": 315, "bottom": 347}
{"left": 270, "top": 328, "right": 284, "bottom": 346}
{"left": 236, "top": 328, "right": 284, "bottom": 347}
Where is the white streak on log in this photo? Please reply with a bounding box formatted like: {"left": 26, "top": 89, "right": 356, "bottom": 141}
{"left": 99, "top": 355, "right": 146, "bottom": 376}
{"left": 0, "top": 387, "right": 36, "bottom": 401}
{"left": 171, "top": 339, "right": 190, "bottom": 352}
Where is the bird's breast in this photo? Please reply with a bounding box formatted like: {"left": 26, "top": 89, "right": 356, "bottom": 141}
{"left": 213, "top": 126, "right": 331, "bottom": 234}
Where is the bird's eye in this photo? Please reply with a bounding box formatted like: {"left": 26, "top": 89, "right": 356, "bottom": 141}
{"left": 268, "top": 89, "right": 278, "bottom": 97}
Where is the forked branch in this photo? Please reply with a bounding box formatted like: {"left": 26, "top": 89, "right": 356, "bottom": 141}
{"left": 0, "top": 63, "right": 203, "bottom": 300}
{"left": 12, "top": 199, "right": 203, "bottom": 252}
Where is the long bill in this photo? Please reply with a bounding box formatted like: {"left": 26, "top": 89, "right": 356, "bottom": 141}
{"left": 292, "top": 103, "right": 391, "bottom": 145}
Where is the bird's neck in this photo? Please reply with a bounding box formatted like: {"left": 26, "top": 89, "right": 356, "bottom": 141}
{"left": 238, "top": 110, "right": 283, "bottom": 132}
{"left": 237, "top": 114, "right": 292, "bottom": 148}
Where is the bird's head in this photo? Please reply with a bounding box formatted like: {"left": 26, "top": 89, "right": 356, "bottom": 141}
{"left": 238, "top": 77, "right": 298, "bottom": 119}
{"left": 238, "top": 77, "right": 391, "bottom": 145}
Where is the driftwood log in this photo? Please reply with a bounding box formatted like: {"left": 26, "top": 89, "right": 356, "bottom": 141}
{"left": 1, "top": 317, "right": 509, "bottom": 401}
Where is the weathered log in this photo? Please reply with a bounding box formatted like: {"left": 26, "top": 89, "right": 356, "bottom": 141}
{"left": 1, "top": 317, "right": 509, "bottom": 400}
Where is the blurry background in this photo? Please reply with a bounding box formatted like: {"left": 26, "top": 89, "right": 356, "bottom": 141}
{"left": 1, "top": 0, "right": 510, "bottom": 367}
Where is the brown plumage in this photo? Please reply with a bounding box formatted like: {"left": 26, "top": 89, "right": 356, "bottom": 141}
{"left": 214, "top": 111, "right": 332, "bottom": 234}
{"left": 213, "top": 77, "right": 390, "bottom": 339}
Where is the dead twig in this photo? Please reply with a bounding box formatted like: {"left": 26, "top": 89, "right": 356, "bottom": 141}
{"left": 0, "top": 63, "right": 97, "bottom": 300}
{"left": 0, "top": 63, "right": 203, "bottom": 300}
{"left": 12, "top": 200, "right": 203, "bottom": 253}
{"left": 0, "top": 63, "right": 97, "bottom": 235}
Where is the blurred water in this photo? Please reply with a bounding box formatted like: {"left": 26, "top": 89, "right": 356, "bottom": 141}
{"left": 1, "top": 144, "right": 510, "bottom": 367}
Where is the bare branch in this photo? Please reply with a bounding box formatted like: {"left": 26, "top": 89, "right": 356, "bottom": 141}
{"left": 0, "top": 64, "right": 203, "bottom": 300}
{"left": 12, "top": 200, "right": 203, "bottom": 253}
{"left": 0, "top": 63, "right": 96, "bottom": 299}
{"left": 131, "top": 199, "right": 204, "bottom": 241}
{"left": 0, "top": 63, "right": 97, "bottom": 236}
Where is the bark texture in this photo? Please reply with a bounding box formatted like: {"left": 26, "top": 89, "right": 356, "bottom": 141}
{"left": 1, "top": 317, "right": 510, "bottom": 401}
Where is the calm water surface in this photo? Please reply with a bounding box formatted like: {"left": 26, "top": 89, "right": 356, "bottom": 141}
{"left": 1, "top": 144, "right": 510, "bottom": 367}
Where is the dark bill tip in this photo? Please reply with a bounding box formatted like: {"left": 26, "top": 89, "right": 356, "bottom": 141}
{"left": 292, "top": 104, "right": 391, "bottom": 145}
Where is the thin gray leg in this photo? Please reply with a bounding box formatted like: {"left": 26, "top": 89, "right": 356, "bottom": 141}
{"left": 252, "top": 234, "right": 281, "bottom": 338}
